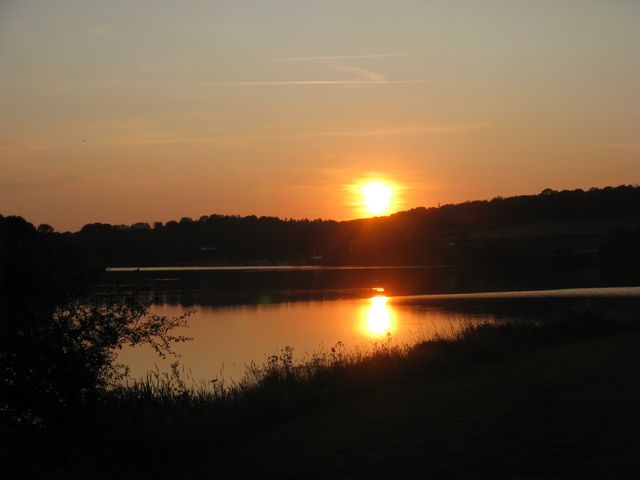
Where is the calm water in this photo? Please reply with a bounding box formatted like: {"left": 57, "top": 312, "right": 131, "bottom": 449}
{"left": 116, "top": 284, "right": 640, "bottom": 383}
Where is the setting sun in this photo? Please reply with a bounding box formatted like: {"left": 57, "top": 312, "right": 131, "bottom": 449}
{"left": 362, "top": 182, "right": 393, "bottom": 216}
{"left": 2, "top": 0, "right": 640, "bottom": 477}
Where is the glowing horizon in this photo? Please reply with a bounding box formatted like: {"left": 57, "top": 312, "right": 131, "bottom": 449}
{"left": 0, "top": 1, "right": 638, "bottom": 231}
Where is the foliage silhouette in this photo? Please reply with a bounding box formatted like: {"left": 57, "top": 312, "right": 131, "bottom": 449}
{"left": 58, "top": 184, "right": 640, "bottom": 266}
{"left": 0, "top": 216, "right": 189, "bottom": 426}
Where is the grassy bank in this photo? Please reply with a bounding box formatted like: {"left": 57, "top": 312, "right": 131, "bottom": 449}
{"left": 5, "top": 303, "right": 640, "bottom": 479}
{"left": 216, "top": 328, "right": 640, "bottom": 479}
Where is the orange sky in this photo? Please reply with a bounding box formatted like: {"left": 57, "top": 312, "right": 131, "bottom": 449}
{"left": 1, "top": 1, "right": 638, "bottom": 231}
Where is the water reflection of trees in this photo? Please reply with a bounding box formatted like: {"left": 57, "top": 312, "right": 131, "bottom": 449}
{"left": 96, "top": 270, "right": 640, "bottom": 324}
{"left": 97, "top": 264, "right": 640, "bottom": 312}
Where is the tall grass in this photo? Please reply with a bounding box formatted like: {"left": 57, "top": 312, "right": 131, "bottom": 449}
{"left": 5, "top": 303, "right": 639, "bottom": 478}
{"left": 102, "top": 303, "right": 639, "bottom": 438}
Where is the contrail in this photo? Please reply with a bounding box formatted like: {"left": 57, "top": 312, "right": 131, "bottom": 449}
{"left": 199, "top": 79, "right": 429, "bottom": 86}
{"left": 272, "top": 53, "right": 415, "bottom": 62}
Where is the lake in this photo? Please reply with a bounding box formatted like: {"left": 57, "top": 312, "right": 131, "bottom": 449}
{"left": 105, "top": 267, "right": 640, "bottom": 383}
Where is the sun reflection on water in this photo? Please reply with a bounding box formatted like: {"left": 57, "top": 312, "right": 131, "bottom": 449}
{"left": 363, "top": 295, "right": 395, "bottom": 336}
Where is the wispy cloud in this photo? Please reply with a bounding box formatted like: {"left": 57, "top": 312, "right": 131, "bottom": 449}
{"left": 283, "top": 123, "right": 492, "bottom": 138}
{"left": 140, "top": 63, "right": 168, "bottom": 74}
{"left": 0, "top": 175, "right": 82, "bottom": 195}
{"left": 0, "top": 141, "right": 59, "bottom": 158}
{"left": 86, "top": 122, "right": 490, "bottom": 146}
{"left": 114, "top": 122, "right": 491, "bottom": 145}
{"left": 610, "top": 143, "right": 640, "bottom": 149}
{"left": 273, "top": 53, "right": 415, "bottom": 62}
{"left": 331, "top": 64, "right": 386, "bottom": 82}
{"left": 213, "top": 52, "right": 423, "bottom": 87}
{"left": 88, "top": 24, "right": 112, "bottom": 37}
{"left": 198, "top": 79, "right": 428, "bottom": 86}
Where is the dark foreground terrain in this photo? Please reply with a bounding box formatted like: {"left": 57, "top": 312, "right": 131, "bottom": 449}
{"left": 4, "top": 210, "right": 639, "bottom": 479}
{"left": 210, "top": 331, "right": 640, "bottom": 479}
{"left": 4, "top": 308, "right": 640, "bottom": 479}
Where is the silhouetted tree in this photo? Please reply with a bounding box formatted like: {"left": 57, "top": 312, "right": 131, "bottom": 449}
{"left": 57, "top": 185, "right": 640, "bottom": 267}
{"left": 0, "top": 216, "right": 189, "bottom": 427}
{"left": 37, "top": 224, "right": 54, "bottom": 234}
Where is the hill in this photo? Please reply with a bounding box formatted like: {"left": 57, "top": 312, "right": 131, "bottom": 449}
{"left": 3, "top": 185, "right": 640, "bottom": 267}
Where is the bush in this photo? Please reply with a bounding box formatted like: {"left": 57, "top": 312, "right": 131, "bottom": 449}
{"left": 0, "top": 215, "right": 189, "bottom": 427}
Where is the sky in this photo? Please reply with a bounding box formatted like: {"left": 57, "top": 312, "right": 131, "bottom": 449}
{"left": 1, "top": 0, "right": 638, "bottom": 231}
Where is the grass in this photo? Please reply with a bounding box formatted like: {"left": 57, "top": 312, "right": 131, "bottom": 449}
{"left": 217, "top": 329, "right": 640, "bottom": 479}
{"left": 4, "top": 302, "right": 640, "bottom": 479}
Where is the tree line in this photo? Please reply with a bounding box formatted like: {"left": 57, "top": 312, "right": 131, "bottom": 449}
{"left": 4, "top": 184, "right": 640, "bottom": 267}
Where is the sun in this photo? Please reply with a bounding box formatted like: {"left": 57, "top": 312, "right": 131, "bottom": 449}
{"left": 362, "top": 182, "right": 393, "bottom": 216}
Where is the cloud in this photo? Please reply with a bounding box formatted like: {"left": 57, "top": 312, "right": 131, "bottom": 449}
{"left": 331, "top": 64, "right": 386, "bottom": 82}
{"left": 140, "top": 63, "right": 168, "bottom": 73}
{"left": 272, "top": 53, "right": 415, "bottom": 62}
{"left": 215, "top": 52, "right": 422, "bottom": 87}
{"left": 284, "top": 123, "right": 492, "bottom": 138}
{"left": 88, "top": 24, "right": 112, "bottom": 37}
{"left": 610, "top": 143, "right": 640, "bottom": 149}
{"left": 0, "top": 142, "right": 58, "bottom": 158}
{"left": 198, "top": 79, "right": 428, "bottom": 86}
{"left": 109, "top": 122, "right": 490, "bottom": 145}
{"left": 109, "top": 135, "right": 231, "bottom": 146}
